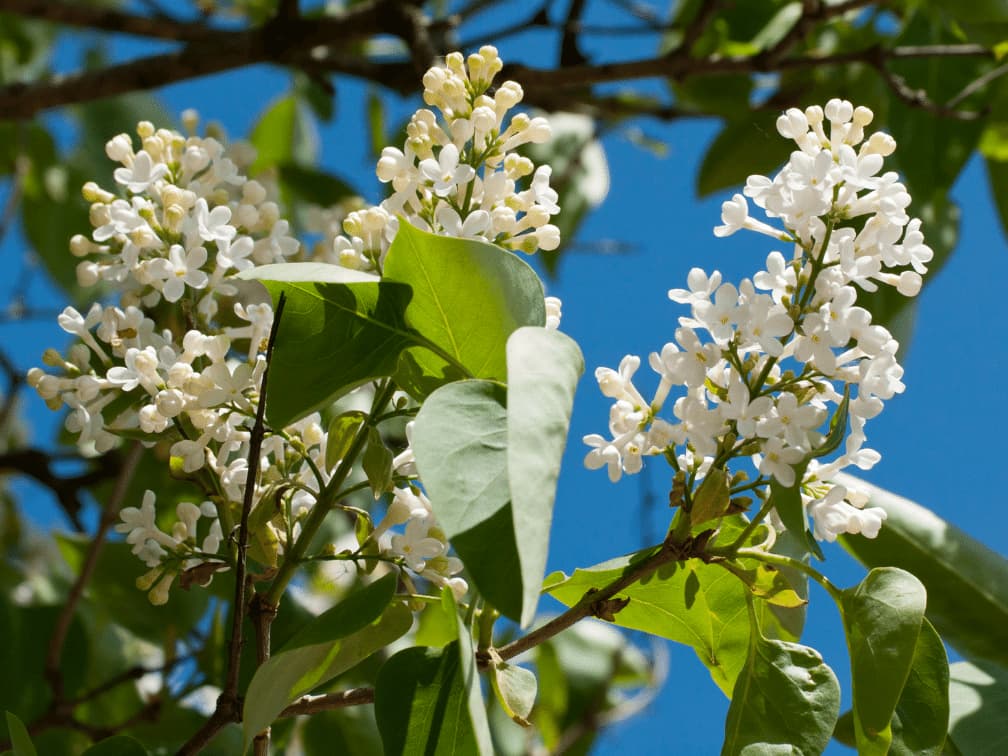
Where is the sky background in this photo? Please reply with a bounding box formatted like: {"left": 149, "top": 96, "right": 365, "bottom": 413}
{"left": 2, "top": 2, "right": 1006, "bottom": 753}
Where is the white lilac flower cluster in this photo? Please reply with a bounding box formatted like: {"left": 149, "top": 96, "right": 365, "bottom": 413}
{"left": 116, "top": 490, "right": 224, "bottom": 604}
{"left": 29, "top": 48, "right": 558, "bottom": 604}
{"left": 314, "top": 45, "right": 560, "bottom": 273}
{"left": 584, "top": 99, "right": 931, "bottom": 543}
{"left": 73, "top": 115, "right": 299, "bottom": 318}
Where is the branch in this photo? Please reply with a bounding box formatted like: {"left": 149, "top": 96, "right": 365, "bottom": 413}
{"left": 490, "top": 528, "right": 715, "bottom": 664}
{"left": 0, "top": 0, "right": 214, "bottom": 41}
{"left": 0, "top": 447, "right": 122, "bottom": 531}
{"left": 0, "top": 0, "right": 423, "bottom": 119}
{"left": 177, "top": 292, "right": 286, "bottom": 756}
{"left": 279, "top": 688, "right": 375, "bottom": 717}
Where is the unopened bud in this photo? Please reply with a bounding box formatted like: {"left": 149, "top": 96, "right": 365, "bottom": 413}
{"left": 81, "top": 181, "right": 115, "bottom": 204}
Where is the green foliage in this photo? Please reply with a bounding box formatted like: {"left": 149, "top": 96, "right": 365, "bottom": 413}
{"left": 840, "top": 567, "right": 927, "bottom": 755}
{"left": 245, "top": 224, "right": 547, "bottom": 426}
{"left": 721, "top": 629, "right": 840, "bottom": 754}
{"left": 241, "top": 574, "right": 410, "bottom": 748}
{"left": 374, "top": 615, "right": 493, "bottom": 756}
{"left": 81, "top": 736, "right": 148, "bottom": 756}
{"left": 545, "top": 549, "right": 751, "bottom": 695}
{"left": 947, "top": 659, "right": 1008, "bottom": 753}
{"left": 412, "top": 328, "right": 582, "bottom": 624}
{"left": 384, "top": 222, "right": 546, "bottom": 398}
{"left": 4, "top": 711, "right": 37, "bottom": 756}
{"left": 838, "top": 475, "right": 1008, "bottom": 669}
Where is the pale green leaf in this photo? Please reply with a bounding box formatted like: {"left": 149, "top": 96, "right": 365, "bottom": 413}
{"left": 490, "top": 663, "right": 538, "bottom": 726}
{"left": 506, "top": 327, "right": 583, "bottom": 627}
{"left": 412, "top": 379, "right": 523, "bottom": 620}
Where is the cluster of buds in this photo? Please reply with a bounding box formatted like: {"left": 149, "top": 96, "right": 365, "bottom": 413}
{"left": 317, "top": 46, "right": 560, "bottom": 273}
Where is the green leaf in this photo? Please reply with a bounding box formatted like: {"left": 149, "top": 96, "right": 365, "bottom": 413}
{"left": 449, "top": 591, "right": 494, "bottom": 755}
{"left": 506, "top": 327, "right": 583, "bottom": 626}
{"left": 841, "top": 567, "right": 927, "bottom": 755}
{"left": 889, "top": 618, "right": 950, "bottom": 755}
{"left": 375, "top": 642, "right": 492, "bottom": 756}
{"left": 302, "top": 706, "right": 383, "bottom": 756}
{"left": 244, "top": 221, "right": 547, "bottom": 425}
{"left": 277, "top": 163, "right": 355, "bottom": 207}
{"left": 721, "top": 630, "right": 839, "bottom": 755}
{"left": 5, "top": 711, "right": 37, "bottom": 756}
{"left": 490, "top": 662, "right": 537, "bottom": 726}
{"left": 986, "top": 156, "right": 1008, "bottom": 238}
{"left": 362, "top": 427, "right": 393, "bottom": 498}
{"left": 325, "top": 411, "right": 368, "bottom": 471}
{"left": 888, "top": 15, "right": 986, "bottom": 200}
{"left": 249, "top": 95, "right": 317, "bottom": 175}
{"left": 697, "top": 112, "right": 794, "bottom": 197}
{"left": 412, "top": 329, "right": 581, "bottom": 624}
{"left": 384, "top": 222, "right": 546, "bottom": 398}
{"left": 691, "top": 466, "right": 731, "bottom": 525}
{"left": 767, "top": 460, "right": 822, "bottom": 561}
{"left": 834, "top": 619, "right": 952, "bottom": 755}
{"left": 947, "top": 659, "right": 1008, "bottom": 754}
{"left": 81, "top": 735, "right": 149, "bottom": 755}
{"left": 723, "top": 561, "right": 806, "bottom": 609}
{"left": 545, "top": 549, "right": 750, "bottom": 695}
{"left": 241, "top": 575, "right": 410, "bottom": 749}
{"left": 412, "top": 379, "right": 523, "bottom": 620}
{"left": 836, "top": 473, "right": 1008, "bottom": 668}
{"left": 238, "top": 263, "right": 415, "bottom": 427}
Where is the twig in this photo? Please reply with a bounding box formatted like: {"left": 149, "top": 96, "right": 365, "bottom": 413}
{"left": 44, "top": 442, "right": 144, "bottom": 700}
{"left": 676, "top": 0, "right": 722, "bottom": 56}
{"left": 947, "top": 60, "right": 1008, "bottom": 109}
{"left": 560, "top": 0, "right": 588, "bottom": 66}
{"left": 279, "top": 688, "right": 376, "bottom": 717}
{"left": 0, "top": 447, "right": 122, "bottom": 531}
{"left": 0, "top": 0, "right": 214, "bottom": 42}
{"left": 490, "top": 529, "right": 712, "bottom": 664}
{"left": 177, "top": 292, "right": 286, "bottom": 755}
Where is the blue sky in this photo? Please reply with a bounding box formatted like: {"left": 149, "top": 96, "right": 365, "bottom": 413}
{"left": 3, "top": 5, "right": 1006, "bottom": 753}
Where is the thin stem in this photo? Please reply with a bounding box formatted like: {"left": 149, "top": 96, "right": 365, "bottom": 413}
{"left": 178, "top": 293, "right": 286, "bottom": 755}
{"left": 264, "top": 379, "right": 397, "bottom": 607}
{"left": 725, "top": 498, "right": 775, "bottom": 553}
{"left": 734, "top": 546, "right": 842, "bottom": 602}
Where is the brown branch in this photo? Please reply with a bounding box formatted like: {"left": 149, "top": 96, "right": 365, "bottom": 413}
{"left": 279, "top": 688, "right": 376, "bottom": 717}
{"left": 178, "top": 292, "right": 286, "bottom": 756}
{"left": 0, "top": 447, "right": 122, "bottom": 531}
{"left": 0, "top": 0, "right": 423, "bottom": 119}
{"left": 44, "top": 441, "right": 144, "bottom": 700}
{"left": 0, "top": 0, "right": 214, "bottom": 42}
{"left": 490, "top": 529, "right": 713, "bottom": 664}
